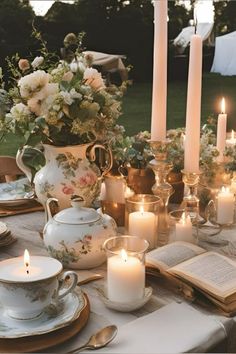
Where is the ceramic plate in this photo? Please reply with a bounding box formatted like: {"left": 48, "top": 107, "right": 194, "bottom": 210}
{"left": 0, "top": 288, "right": 86, "bottom": 338}
{"left": 0, "top": 178, "right": 34, "bottom": 206}
{"left": 97, "top": 285, "right": 153, "bottom": 312}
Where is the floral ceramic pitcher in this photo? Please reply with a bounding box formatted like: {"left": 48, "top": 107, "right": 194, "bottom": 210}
{"left": 16, "top": 142, "right": 113, "bottom": 209}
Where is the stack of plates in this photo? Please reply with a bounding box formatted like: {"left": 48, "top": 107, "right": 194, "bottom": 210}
{"left": 0, "top": 289, "right": 90, "bottom": 353}
{"left": 0, "top": 221, "right": 16, "bottom": 247}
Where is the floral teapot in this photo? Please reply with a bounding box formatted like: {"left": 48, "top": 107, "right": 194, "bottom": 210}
{"left": 16, "top": 142, "right": 113, "bottom": 210}
{"left": 43, "top": 197, "right": 117, "bottom": 269}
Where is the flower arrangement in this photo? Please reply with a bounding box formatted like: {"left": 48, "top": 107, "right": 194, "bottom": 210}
{"left": 2, "top": 31, "right": 127, "bottom": 147}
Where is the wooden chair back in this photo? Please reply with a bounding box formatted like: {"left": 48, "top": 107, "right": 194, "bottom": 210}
{"left": 0, "top": 156, "right": 24, "bottom": 182}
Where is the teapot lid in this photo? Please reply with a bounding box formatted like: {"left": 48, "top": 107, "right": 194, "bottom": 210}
{"left": 54, "top": 198, "right": 101, "bottom": 225}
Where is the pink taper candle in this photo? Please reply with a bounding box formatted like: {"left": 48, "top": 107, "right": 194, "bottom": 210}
{"left": 151, "top": 0, "right": 168, "bottom": 142}
{"left": 216, "top": 98, "right": 227, "bottom": 162}
{"left": 184, "top": 34, "right": 203, "bottom": 173}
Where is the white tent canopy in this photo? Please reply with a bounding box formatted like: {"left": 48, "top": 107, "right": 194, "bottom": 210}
{"left": 211, "top": 31, "right": 236, "bottom": 76}
{"left": 83, "top": 51, "right": 128, "bottom": 81}
{"left": 173, "top": 23, "right": 214, "bottom": 54}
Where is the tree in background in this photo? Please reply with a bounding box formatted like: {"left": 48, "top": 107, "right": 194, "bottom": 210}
{"left": 0, "top": 0, "right": 235, "bottom": 83}
{"left": 0, "top": 0, "right": 34, "bottom": 72}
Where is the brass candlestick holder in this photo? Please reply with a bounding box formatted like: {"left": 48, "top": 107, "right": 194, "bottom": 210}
{"left": 181, "top": 170, "right": 202, "bottom": 225}
{"left": 149, "top": 141, "right": 174, "bottom": 246}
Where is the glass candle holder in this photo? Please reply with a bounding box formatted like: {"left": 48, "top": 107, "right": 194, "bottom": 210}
{"left": 125, "top": 194, "right": 160, "bottom": 249}
{"left": 103, "top": 235, "right": 149, "bottom": 303}
{"left": 206, "top": 186, "right": 235, "bottom": 227}
{"left": 168, "top": 209, "right": 197, "bottom": 244}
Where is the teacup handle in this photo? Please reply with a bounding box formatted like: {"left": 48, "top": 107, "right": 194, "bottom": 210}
{"left": 58, "top": 271, "right": 78, "bottom": 299}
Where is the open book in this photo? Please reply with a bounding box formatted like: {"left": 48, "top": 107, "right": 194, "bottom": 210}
{"left": 146, "top": 241, "right": 236, "bottom": 315}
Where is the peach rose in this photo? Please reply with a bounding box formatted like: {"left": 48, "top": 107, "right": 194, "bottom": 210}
{"left": 18, "top": 59, "right": 30, "bottom": 72}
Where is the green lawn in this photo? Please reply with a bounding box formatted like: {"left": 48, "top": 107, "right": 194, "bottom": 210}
{"left": 120, "top": 73, "right": 236, "bottom": 136}
{"left": 1, "top": 73, "right": 236, "bottom": 156}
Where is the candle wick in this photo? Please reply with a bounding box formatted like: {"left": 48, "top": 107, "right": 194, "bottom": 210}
{"left": 27, "top": 269, "right": 29, "bottom": 274}
{"left": 194, "top": 18, "right": 197, "bottom": 35}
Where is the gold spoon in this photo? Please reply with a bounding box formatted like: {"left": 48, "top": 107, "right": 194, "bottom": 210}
{"left": 68, "top": 325, "right": 118, "bottom": 353}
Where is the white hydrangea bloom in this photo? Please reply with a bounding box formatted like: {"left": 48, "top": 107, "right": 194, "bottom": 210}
{"left": 10, "top": 103, "right": 31, "bottom": 122}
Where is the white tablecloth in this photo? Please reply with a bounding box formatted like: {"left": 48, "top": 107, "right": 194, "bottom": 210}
{"left": 1, "top": 212, "right": 236, "bottom": 353}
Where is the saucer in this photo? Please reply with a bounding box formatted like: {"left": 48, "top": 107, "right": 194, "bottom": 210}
{"left": 97, "top": 286, "right": 153, "bottom": 312}
{"left": 0, "top": 288, "right": 86, "bottom": 338}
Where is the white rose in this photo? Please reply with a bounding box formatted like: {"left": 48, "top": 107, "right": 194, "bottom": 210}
{"left": 69, "top": 61, "right": 79, "bottom": 73}
{"left": 10, "top": 103, "right": 31, "bottom": 122}
{"left": 18, "top": 70, "right": 50, "bottom": 98}
{"left": 83, "top": 68, "right": 105, "bottom": 91}
{"left": 69, "top": 59, "right": 86, "bottom": 74}
{"left": 28, "top": 83, "right": 59, "bottom": 115}
{"left": 31, "top": 56, "right": 44, "bottom": 69}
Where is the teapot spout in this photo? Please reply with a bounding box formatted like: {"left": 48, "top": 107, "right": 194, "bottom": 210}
{"left": 45, "top": 198, "right": 59, "bottom": 222}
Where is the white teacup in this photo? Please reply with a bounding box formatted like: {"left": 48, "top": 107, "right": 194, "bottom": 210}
{"left": 0, "top": 256, "right": 78, "bottom": 320}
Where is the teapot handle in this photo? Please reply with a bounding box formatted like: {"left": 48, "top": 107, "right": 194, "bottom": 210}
{"left": 87, "top": 143, "right": 113, "bottom": 177}
{"left": 45, "top": 198, "right": 59, "bottom": 222}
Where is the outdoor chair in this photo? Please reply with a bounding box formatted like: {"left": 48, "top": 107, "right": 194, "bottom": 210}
{"left": 0, "top": 156, "right": 24, "bottom": 182}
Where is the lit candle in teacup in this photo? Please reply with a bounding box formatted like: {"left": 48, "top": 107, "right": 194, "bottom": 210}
{"left": 128, "top": 206, "right": 157, "bottom": 249}
{"left": 107, "top": 248, "right": 145, "bottom": 303}
{"left": 226, "top": 130, "right": 236, "bottom": 147}
{"left": 175, "top": 212, "right": 195, "bottom": 243}
{"left": 217, "top": 186, "right": 235, "bottom": 225}
{"left": 0, "top": 252, "right": 78, "bottom": 319}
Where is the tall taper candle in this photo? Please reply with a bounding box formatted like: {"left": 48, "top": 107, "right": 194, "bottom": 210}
{"left": 184, "top": 34, "right": 203, "bottom": 173}
{"left": 151, "top": 0, "right": 168, "bottom": 142}
{"left": 216, "top": 97, "right": 227, "bottom": 162}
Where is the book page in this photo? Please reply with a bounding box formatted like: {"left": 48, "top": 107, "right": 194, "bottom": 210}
{"left": 169, "top": 252, "right": 236, "bottom": 299}
{"left": 146, "top": 241, "right": 205, "bottom": 271}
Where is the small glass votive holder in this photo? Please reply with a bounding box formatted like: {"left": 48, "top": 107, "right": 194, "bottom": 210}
{"left": 206, "top": 186, "right": 236, "bottom": 227}
{"left": 125, "top": 194, "right": 160, "bottom": 250}
{"left": 168, "top": 209, "right": 197, "bottom": 244}
{"left": 103, "top": 235, "right": 149, "bottom": 304}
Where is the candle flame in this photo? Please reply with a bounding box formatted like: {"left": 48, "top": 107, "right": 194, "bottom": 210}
{"left": 120, "top": 249, "right": 128, "bottom": 262}
{"left": 140, "top": 206, "right": 144, "bottom": 214}
{"left": 24, "top": 249, "right": 30, "bottom": 267}
{"left": 180, "top": 212, "right": 191, "bottom": 225}
{"left": 221, "top": 186, "right": 230, "bottom": 194}
{"left": 221, "top": 97, "right": 226, "bottom": 114}
{"left": 180, "top": 212, "right": 187, "bottom": 225}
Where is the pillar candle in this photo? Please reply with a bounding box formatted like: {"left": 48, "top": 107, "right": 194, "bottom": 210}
{"left": 129, "top": 208, "right": 157, "bottom": 249}
{"left": 175, "top": 213, "right": 195, "bottom": 244}
{"left": 216, "top": 98, "right": 227, "bottom": 162}
{"left": 217, "top": 186, "right": 234, "bottom": 225}
{"left": 151, "top": 0, "right": 168, "bottom": 142}
{"left": 107, "top": 249, "right": 145, "bottom": 303}
{"left": 184, "top": 34, "right": 203, "bottom": 173}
